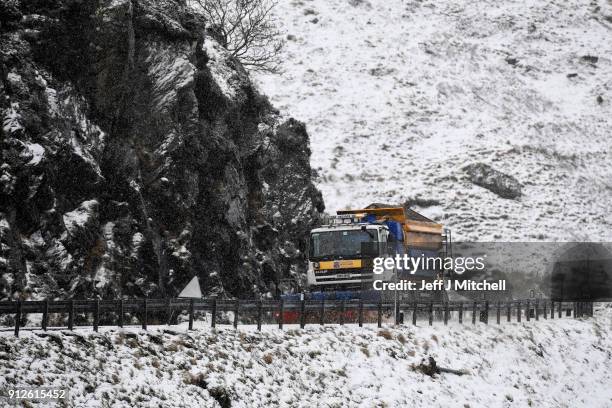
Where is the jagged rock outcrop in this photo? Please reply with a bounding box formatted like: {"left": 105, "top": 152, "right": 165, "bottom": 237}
{"left": 0, "top": 0, "right": 324, "bottom": 300}
{"left": 463, "top": 163, "right": 522, "bottom": 200}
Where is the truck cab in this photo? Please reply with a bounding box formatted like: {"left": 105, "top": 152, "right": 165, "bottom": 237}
{"left": 306, "top": 205, "right": 451, "bottom": 300}
{"left": 307, "top": 216, "right": 394, "bottom": 290}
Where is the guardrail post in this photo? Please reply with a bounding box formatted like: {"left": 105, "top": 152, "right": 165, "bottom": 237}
{"left": 166, "top": 298, "right": 172, "bottom": 325}
{"left": 319, "top": 298, "right": 325, "bottom": 326}
{"left": 543, "top": 300, "right": 547, "bottom": 319}
{"left": 550, "top": 301, "right": 554, "bottom": 319}
{"left": 412, "top": 302, "right": 418, "bottom": 326}
{"left": 517, "top": 301, "right": 521, "bottom": 322}
{"left": 341, "top": 300, "right": 346, "bottom": 326}
{"left": 496, "top": 301, "right": 501, "bottom": 324}
{"left": 42, "top": 299, "right": 49, "bottom": 331}
{"left": 14, "top": 300, "right": 22, "bottom": 337}
{"left": 484, "top": 301, "right": 489, "bottom": 324}
{"left": 428, "top": 302, "right": 433, "bottom": 326}
{"left": 458, "top": 302, "right": 463, "bottom": 324}
{"left": 395, "top": 301, "right": 400, "bottom": 326}
{"left": 358, "top": 299, "right": 363, "bottom": 327}
{"left": 94, "top": 299, "right": 100, "bottom": 332}
{"left": 211, "top": 299, "right": 217, "bottom": 328}
{"left": 506, "top": 302, "right": 511, "bottom": 322}
{"left": 278, "top": 299, "right": 284, "bottom": 330}
{"left": 585, "top": 302, "right": 589, "bottom": 317}
{"left": 189, "top": 299, "right": 194, "bottom": 331}
{"left": 535, "top": 299, "right": 539, "bottom": 321}
{"left": 575, "top": 302, "right": 579, "bottom": 317}
{"left": 472, "top": 302, "right": 477, "bottom": 325}
{"left": 558, "top": 302, "right": 562, "bottom": 318}
{"left": 526, "top": 300, "right": 531, "bottom": 322}
{"left": 257, "top": 300, "right": 262, "bottom": 331}
{"left": 234, "top": 299, "right": 240, "bottom": 329}
{"left": 142, "top": 298, "right": 148, "bottom": 330}
{"left": 68, "top": 300, "right": 74, "bottom": 330}
{"left": 584, "top": 302, "right": 587, "bottom": 317}
{"left": 118, "top": 299, "right": 124, "bottom": 328}
{"left": 376, "top": 299, "right": 382, "bottom": 328}
{"left": 300, "top": 299, "right": 306, "bottom": 329}
{"left": 444, "top": 302, "right": 449, "bottom": 325}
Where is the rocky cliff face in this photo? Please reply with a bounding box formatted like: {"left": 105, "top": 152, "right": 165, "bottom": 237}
{"left": 0, "top": 0, "right": 324, "bottom": 300}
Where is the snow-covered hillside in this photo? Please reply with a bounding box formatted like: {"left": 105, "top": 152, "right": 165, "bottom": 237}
{"left": 1, "top": 305, "right": 611, "bottom": 407}
{"left": 255, "top": 0, "right": 612, "bottom": 241}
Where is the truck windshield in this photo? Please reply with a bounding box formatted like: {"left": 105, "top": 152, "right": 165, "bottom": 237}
{"left": 309, "top": 230, "right": 378, "bottom": 260}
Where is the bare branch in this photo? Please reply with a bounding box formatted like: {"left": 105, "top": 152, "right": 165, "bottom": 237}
{"left": 195, "top": 0, "right": 284, "bottom": 72}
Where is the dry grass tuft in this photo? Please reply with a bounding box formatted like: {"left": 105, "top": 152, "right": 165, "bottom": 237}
{"left": 378, "top": 329, "right": 394, "bottom": 340}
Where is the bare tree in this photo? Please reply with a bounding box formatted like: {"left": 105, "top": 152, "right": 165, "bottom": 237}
{"left": 195, "top": 0, "right": 284, "bottom": 72}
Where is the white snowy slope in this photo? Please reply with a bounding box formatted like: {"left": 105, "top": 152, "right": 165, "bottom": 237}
{"left": 1, "top": 305, "right": 611, "bottom": 407}
{"left": 254, "top": 0, "right": 612, "bottom": 241}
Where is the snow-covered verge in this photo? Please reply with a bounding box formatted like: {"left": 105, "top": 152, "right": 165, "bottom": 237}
{"left": 1, "top": 305, "right": 611, "bottom": 407}
{"left": 254, "top": 0, "right": 612, "bottom": 241}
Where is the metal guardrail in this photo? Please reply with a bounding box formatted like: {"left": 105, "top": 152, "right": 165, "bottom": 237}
{"left": 0, "top": 298, "right": 595, "bottom": 337}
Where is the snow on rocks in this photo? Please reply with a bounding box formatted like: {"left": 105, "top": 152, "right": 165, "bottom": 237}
{"left": 2, "top": 102, "right": 23, "bottom": 134}
{"left": 202, "top": 38, "right": 243, "bottom": 100}
{"left": 464, "top": 162, "right": 522, "bottom": 199}
{"left": 24, "top": 143, "right": 45, "bottom": 166}
{"left": 62, "top": 200, "right": 99, "bottom": 237}
{"left": 143, "top": 40, "right": 196, "bottom": 114}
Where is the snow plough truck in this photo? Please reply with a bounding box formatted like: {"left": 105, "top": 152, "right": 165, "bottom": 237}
{"left": 309, "top": 203, "right": 450, "bottom": 297}
{"left": 280, "top": 204, "right": 452, "bottom": 322}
